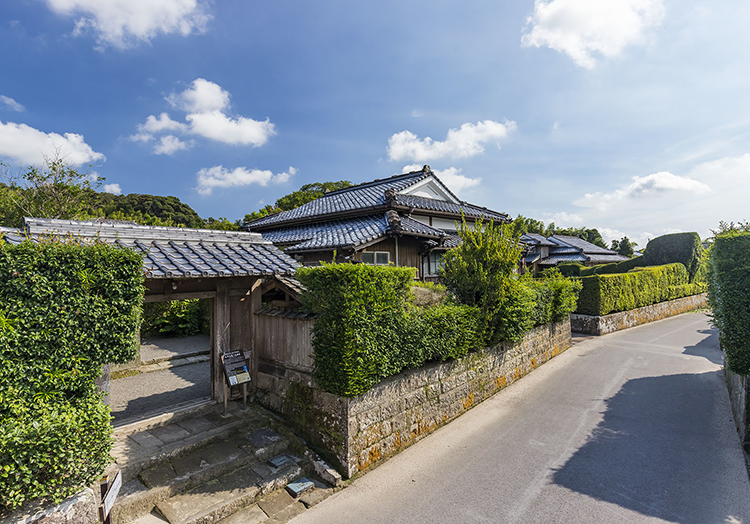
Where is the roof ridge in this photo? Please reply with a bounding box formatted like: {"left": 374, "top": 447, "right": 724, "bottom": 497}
{"left": 323, "top": 169, "right": 426, "bottom": 197}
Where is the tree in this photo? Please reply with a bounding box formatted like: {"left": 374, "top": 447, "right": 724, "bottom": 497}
{"left": 1, "top": 157, "right": 103, "bottom": 226}
{"left": 243, "top": 180, "right": 352, "bottom": 224}
{"left": 611, "top": 236, "right": 636, "bottom": 257}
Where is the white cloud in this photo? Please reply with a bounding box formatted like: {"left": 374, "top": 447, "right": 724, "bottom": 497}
{"left": 44, "top": 0, "right": 212, "bottom": 49}
{"left": 196, "top": 165, "right": 296, "bottom": 195}
{"left": 0, "top": 96, "right": 25, "bottom": 113}
{"left": 153, "top": 135, "right": 193, "bottom": 155}
{"left": 402, "top": 164, "right": 481, "bottom": 196}
{"left": 0, "top": 120, "right": 105, "bottom": 166}
{"left": 549, "top": 211, "right": 584, "bottom": 227}
{"left": 102, "top": 183, "right": 122, "bottom": 195}
{"left": 522, "top": 0, "right": 665, "bottom": 69}
{"left": 575, "top": 171, "right": 710, "bottom": 210}
{"left": 387, "top": 120, "right": 517, "bottom": 162}
{"left": 411, "top": 110, "right": 424, "bottom": 118}
{"left": 132, "top": 79, "right": 276, "bottom": 153}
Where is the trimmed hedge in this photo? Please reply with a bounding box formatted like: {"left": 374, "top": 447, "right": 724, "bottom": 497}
{"left": 643, "top": 232, "right": 703, "bottom": 282}
{"left": 556, "top": 256, "right": 645, "bottom": 277}
{"left": 576, "top": 263, "right": 705, "bottom": 316}
{"left": 0, "top": 240, "right": 144, "bottom": 510}
{"left": 708, "top": 232, "right": 750, "bottom": 375}
{"left": 299, "top": 263, "right": 580, "bottom": 397}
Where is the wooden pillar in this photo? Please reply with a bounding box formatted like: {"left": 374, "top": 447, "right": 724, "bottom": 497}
{"left": 212, "top": 279, "right": 231, "bottom": 403}
{"left": 250, "top": 277, "right": 263, "bottom": 390}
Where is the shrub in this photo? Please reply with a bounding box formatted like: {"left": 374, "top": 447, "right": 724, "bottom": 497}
{"left": 576, "top": 263, "right": 702, "bottom": 316}
{"left": 142, "top": 299, "right": 210, "bottom": 337}
{"left": 708, "top": 231, "right": 750, "bottom": 375}
{"left": 643, "top": 232, "right": 703, "bottom": 282}
{"left": 0, "top": 239, "right": 144, "bottom": 510}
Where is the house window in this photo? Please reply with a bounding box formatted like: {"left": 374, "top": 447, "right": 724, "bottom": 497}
{"left": 427, "top": 252, "right": 445, "bottom": 276}
{"left": 361, "top": 251, "right": 390, "bottom": 265}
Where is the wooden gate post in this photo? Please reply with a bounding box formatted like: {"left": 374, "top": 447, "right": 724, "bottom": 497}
{"left": 212, "top": 280, "right": 231, "bottom": 403}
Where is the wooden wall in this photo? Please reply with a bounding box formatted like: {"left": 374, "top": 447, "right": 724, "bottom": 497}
{"left": 358, "top": 237, "right": 423, "bottom": 277}
{"left": 255, "top": 312, "right": 315, "bottom": 372}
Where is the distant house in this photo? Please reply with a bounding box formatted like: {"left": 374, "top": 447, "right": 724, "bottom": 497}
{"left": 522, "top": 234, "right": 629, "bottom": 274}
{"left": 245, "top": 165, "right": 509, "bottom": 280}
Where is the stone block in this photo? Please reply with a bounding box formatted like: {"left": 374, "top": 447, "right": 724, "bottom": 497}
{"left": 313, "top": 459, "right": 342, "bottom": 487}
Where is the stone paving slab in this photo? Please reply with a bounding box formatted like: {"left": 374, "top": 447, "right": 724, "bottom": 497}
{"left": 131, "top": 510, "right": 169, "bottom": 524}
{"left": 150, "top": 424, "right": 192, "bottom": 445}
{"left": 176, "top": 415, "right": 217, "bottom": 435}
{"left": 299, "top": 487, "right": 334, "bottom": 509}
{"left": 216, "top": 504, "right": 267, "bottom": 524}
{"left": 263, "top": 501, "right": 306, "bottom": 524}
{"left": 171, "top": 454, "right": 205, "bottom": 477}
{"left": 141, "top": 463, "right": 178, "bottom": 488}
{"left": 131, "top": 431, "right": 166, "bottom": 449}
{"left": 257, "top": 489, "right": 295, "bottom": 516}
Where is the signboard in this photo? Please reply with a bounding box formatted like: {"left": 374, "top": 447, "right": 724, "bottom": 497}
{"left": 99, "top": 470, "right": 122, "bottom": 524}
{"left": 222, "top": 350, "right": 251, "bottom": 386}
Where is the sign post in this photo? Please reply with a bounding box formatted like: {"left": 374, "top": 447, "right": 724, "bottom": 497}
{"left": 221, "top": 351, "right": 251, "bottom": 413}
{"left": 98, "top": 470, "right": 122, "bottom": 524}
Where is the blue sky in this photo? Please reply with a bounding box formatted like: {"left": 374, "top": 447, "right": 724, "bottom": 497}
{"left": 1, "top": 0, "right": 749, "bottom": 246}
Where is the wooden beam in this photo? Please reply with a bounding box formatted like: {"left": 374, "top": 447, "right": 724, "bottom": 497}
{"left": 144, "top": 291, "right": 216, "bottom": 302}
{"left": 211, "top": 281, "right": 230, "bottom": 403}
{"left": 228, "top": 289, "right": 252, "bottom": 297}
{"left": 250, "top": 278, "right": 262, "bottom": 391}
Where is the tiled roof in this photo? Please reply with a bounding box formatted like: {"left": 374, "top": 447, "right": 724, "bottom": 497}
{"left": 549, "top": 235, "right": 613, "bottom": 255}
{"left": 538, "top": 254, "right": 589, "bottom": 265}
{"left": 585, "top": 253, "right": 630, "bottom": 264}
{"left": 9, "top": 218, "right": 299, "bottom": 279}
{"left": 520, "top": 233, "right": 556, "bottom": 246}
{"left": 261, "top": 213, "right": 446, "bottom": 253}
{"left": 246, "top": 169, "right": 508, "bottom": 229}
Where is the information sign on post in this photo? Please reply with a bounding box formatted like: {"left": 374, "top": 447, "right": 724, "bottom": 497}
{"left": 222, "top": 350, "right": 251, "bottom": 386}
{"left": 99, "top": 470, "right": 122, "bottom": 524}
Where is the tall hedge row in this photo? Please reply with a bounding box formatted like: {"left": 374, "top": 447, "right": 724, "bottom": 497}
{"left": 643, "top": 232, "right": 703, "bottom": 282}
{"left": 576, "top": 263, "right": 705, "bottom": 316}
{"left": 708, "top": 232, "right": 750, "bottom": 375}
{"left": 0, "top": 240, "right": 144, "bottom": 511}
{"left": 298, "top": 263, "right": 580, "bottom": 397}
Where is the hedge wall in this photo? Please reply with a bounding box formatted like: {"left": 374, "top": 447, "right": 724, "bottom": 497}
{"left": 708, "top": 232, "right": 750, "bottom": 375}
{"left": 643, "top": 232, "right": 703, "bottom": 282}
{"left": 298, "top": 264, "right": 580, "bottom": 397}
{"left": 576, "top": 263, "right": 705, "bottom": 316}
{"left": 0, "top": 240, "right": 144, "bottom": 511}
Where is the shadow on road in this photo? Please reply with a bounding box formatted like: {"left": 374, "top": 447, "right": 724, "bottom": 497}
{"left": 552, "top": 371, "right": 736, "bottom": 524}
{"left": 682, "top": 327, "right": 723, "bottom": 366}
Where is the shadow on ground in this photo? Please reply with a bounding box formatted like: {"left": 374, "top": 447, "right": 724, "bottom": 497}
{"left": 553, "top": 371, "right": 736, "bottom": 524}
{"left": 682, "top": 327, "right": 723, "bottom": 366}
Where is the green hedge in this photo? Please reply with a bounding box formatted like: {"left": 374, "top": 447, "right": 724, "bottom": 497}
{"left": 0, "top": 240, "right": 144, "bottom": 510}
{"left": 299, "top": 263, "right": 580, "bottom": 397}
{"left": 142, "top": 299, "right": 210, "bottom": 338}
{"left": 556, "top": 256, "right": 646, "bottom": 278}
{"left": 643, "top": 232, "right": 703, "bottom": 282}
{"left": 576, "top": 263, "right": 705, "bottom": 316}
{"left": 708, "top": 232, "right": 750, "bottom": 375}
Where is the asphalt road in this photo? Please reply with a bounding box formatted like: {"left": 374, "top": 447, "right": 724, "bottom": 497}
{"left": 291, "top": 313, "right": 750, "bottom": 524}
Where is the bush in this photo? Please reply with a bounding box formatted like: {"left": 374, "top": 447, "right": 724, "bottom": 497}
{"left": 576, "top": 263, "right": 703, "bottom": 316}
{"left": 142, "top": 299, "right": 210, "bottom": 338}
{"left": 708, "top": 232, "right": 750, "bottom": 375}
{"left": 0, "top": 240, "right": 144, "bottom": 510}
{"left": 643, "top": 232, "right": 703, "bottom": 282}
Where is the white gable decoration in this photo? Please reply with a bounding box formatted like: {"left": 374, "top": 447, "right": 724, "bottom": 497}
{"left": 399, "top": 176, "right": 458, "bottom": 203}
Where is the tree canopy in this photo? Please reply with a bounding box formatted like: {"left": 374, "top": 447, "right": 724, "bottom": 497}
{"left": 243, "top": 180, "right": 352, "bottom": 223}
{"left": 511, "top": 215, "right": 608, "bottom": 249}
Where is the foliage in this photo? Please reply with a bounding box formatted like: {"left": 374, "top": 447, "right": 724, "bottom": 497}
{"left": 576, "top": 263, "right": 705, "bottom": 316}
{"left": 610, "top": 236, "right": 637, "bottom": 257}
{"left": 708, "top": 230, "right": 750, "bottom": 375}
{"left": 201, "top": 217, "right": 241, "bottom": 231}
{"left": 0, "top": 239, "right": 144, "bottom": 510}
{"left": 95, "top": 192, "right": 203, "bottom": 228}
{"left": 141, "top": 299, "right": 210, "bottom": 338}
{"left": 643, "top": 232, "right": 703, "bottom": 283}
{"left": 244, "top": 181, "right": 352, "bottom": 224}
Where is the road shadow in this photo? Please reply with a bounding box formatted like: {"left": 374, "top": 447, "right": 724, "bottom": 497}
{"left": 552, "top": 371, "right": 736, "bottom": 524}
{"left": 111, "top": 362, "right": 210, "bottom": 423}
{"left": 682, "top": 327, "right": 723, "bottom": 366}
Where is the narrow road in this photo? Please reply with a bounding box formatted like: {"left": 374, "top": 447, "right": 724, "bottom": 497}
{"left": 292, "top": 313, "right": 750, "bottom": 524}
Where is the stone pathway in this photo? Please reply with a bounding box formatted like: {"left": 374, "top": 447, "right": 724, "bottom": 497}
{"left": 139, "top": 334, "right": 210, "bottom": 364}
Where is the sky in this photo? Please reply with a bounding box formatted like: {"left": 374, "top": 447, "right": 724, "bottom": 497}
{"left": 1, "top": 0, "right": 749, "bottom": 246}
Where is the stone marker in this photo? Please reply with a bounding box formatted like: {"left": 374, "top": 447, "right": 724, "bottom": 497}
{"left": 286, "top": 477, "right": 314, "bottom": 498}
{"left": 268, "top": 454, "right": 297, "bottom": 468}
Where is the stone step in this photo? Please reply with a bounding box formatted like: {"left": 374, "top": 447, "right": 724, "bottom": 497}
{"left": 155, "top": 457, "right": 303, "bottom": 524}
{"left": 112, "top": 428, "right": 290, "bottom": 524}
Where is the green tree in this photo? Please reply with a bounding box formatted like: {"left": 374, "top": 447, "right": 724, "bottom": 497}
{"left": 611, "top": 236, "right": 636, "bottom": 257}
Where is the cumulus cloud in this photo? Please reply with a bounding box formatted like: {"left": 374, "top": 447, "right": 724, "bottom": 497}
{"left": 402, "top": 164, "right": 481, "bottom": 196}
{"left": 575, "top": 171, "right": 711, "bottom": 210}
{"left": 388, "top": 120, "right": 517, "bottom": 162}
{"left": 102, "top": 183, "right": 122, "bottom": 195}
{"left": 0, "top": 120, "right": 105, "bottom": 166}
{"left": 196, "top": 165, "right": 296, "bottom": 195}
{"left": 522, "top": 0, "right": 665, "bottom": 69}
{"left": 44, "top": 0, "right": 212, "bottom": 49}
{"left": 131, "top": 79, "right": 275, "bottom": 154}
{"left": 549, "top": 211, "right": 584, "bottom": 227}
{"left": 0, "top": 96, "right": 25, "bottom": 113}
{"left": 153, "top": 135, "right": 193, "bottom": 155}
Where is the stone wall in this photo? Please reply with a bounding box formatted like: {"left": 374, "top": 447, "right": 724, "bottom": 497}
{"left": 255, "top": 319, "right": 571, "bottom": 478}
{"left": 570, "top": 293, "right": 707, "bottom": 336}
{"left": 725, "top": 364, "right": 750, "bottom": 452}
{"left": 0, "top": 488, "right": 98, "bottom": 524}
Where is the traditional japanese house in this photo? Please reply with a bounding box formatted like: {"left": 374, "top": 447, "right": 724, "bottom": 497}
{"left": 521, "top": 233, "right": 629, "bottom": 274}
{"left": 245, "top": 165, "right": 509, "bottom": 280}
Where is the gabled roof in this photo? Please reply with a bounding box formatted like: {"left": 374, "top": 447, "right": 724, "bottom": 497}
{"left": 520, "top": 233, "right": 556, "bottom": 246}
{"left": 549, "top": 235, "right": 613, "bottom": 255}
{"left": 8, "top": 218, "right": 299, "bottom": 279}
{"left": 260, "top": 212, "right": 446, "bottom": 253}
{"left": 534, "top": 235, "right": 628, "bottom": 267}
{"left": 246, "top": 167, "right": 508, "bottom": 230}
